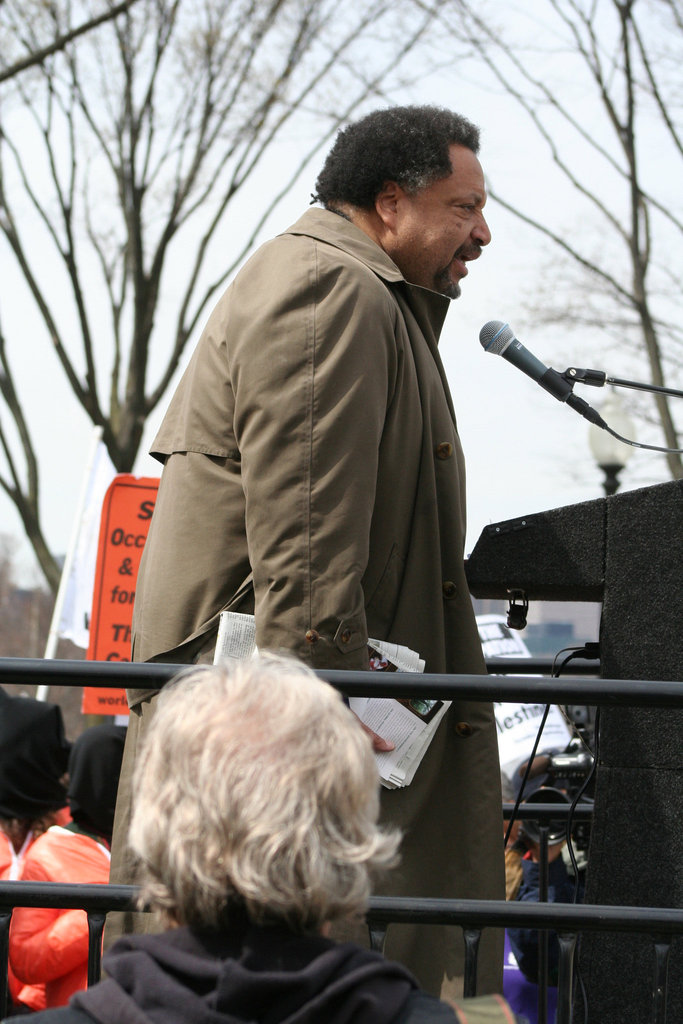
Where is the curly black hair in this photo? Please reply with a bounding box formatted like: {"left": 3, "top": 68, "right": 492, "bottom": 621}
{"left": 313, "top": 105, "right": 481, "bottom": 210}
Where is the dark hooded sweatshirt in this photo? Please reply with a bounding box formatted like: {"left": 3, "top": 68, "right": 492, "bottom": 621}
{"left": 2, "top": 915, "right": 457, "bottom": 1024}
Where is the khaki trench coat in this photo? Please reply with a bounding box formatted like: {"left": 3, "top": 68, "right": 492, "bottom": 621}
{"left": 127, "top": 209, "right": 504, "bottom": 995}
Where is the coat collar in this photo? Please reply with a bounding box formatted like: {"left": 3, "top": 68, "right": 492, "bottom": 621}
{"left": 282, "top": 208, "right": 451, "bottom": 340}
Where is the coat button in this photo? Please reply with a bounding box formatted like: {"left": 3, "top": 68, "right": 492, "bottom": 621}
{"left": 442, "top": 580, "right": 456, "bottom": 599}
{"left": 305, "top": 629, "right": 320, "bottom": 644}
{"left": 455, "top": 721, "right": 473, "bottom": 737}
{"left": 435, "top": 442, "right": 453, "bottom": 460}
{"left": 341, "top": 628, "right": 352, "bottom": 643}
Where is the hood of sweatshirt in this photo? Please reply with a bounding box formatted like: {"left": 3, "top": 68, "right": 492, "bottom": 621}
{"left": 72, "top": 914, "right": 417, "bottom": 1024}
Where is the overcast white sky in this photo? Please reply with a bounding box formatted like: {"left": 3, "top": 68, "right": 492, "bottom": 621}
{"left": 5, "top": 5, "right": 675, "bottom": 585}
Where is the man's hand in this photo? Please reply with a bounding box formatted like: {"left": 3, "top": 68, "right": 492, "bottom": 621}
{"left": 354, "top": 714, "right": 395, "bottom": 752}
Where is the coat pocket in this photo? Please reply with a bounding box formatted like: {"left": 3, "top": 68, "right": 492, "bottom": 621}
{"left": 224, "top": 573, "right": 255, "bottom": 615}
{"left": 364, "top": 544, "right": 405, "bottom": 637}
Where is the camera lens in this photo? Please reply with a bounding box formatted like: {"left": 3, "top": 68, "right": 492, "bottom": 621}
{"left": 521, "top": 787, "right": 571, "bottom": 845}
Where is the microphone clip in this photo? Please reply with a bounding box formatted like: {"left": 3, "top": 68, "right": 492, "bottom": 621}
{"left": 563, "top": 367, "right": 607, "bottom": 388}
{"left": 506, "top": 589, "right": 529, "bottom": 631}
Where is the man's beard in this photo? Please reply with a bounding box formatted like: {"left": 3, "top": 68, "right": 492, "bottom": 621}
{"left": 434, "top": 242, "right": 482, "bottom": 299}
{"left": 433, "top": 265, "right": 461, "bottom": 300}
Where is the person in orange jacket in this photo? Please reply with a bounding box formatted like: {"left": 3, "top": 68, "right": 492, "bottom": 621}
{"left": 9, "top": 723, "right": 126, "bottom": 1011}
{"left": 0, "top": 687, "right": 71, "bottom": 882}
{"left": 0, "top": 687, "right": 72, "bottom": 1014}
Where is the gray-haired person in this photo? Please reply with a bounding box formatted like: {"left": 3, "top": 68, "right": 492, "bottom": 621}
{"left": 4, "top": 656, "right": 525, "bottom": 1024}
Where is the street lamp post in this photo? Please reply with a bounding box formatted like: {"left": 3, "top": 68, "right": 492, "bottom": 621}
{"left": 587, "top": 390, "right": 636, "bottom": 496}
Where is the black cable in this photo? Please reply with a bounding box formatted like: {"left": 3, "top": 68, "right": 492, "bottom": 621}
{"left": 603, "top": 422, "right": 683, "bottom": 455}
{"left": 502, "top": 644, "right": 595, "bottom": 848}
{"left": 549, "top": 648, "right": 601, "bottom": 1024}
{"left": 572, "top": 710, "right": 601, "bottom": 1024}
{"left": 548, "top": 648, "right": 594, "bottom": 1024}
{"left": 502, "top": 644, "right": 598, "bottom": 1024}
{"left": 549, "top": 647, "right": 598, "bottom": 903}
{"left": 503, "top": 702, "right": 551, "bottom": 849}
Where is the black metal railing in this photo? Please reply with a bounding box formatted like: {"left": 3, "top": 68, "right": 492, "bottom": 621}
{"left": 1, "top": 657, "right": 682, "bottom": 1024}
{"left": 3, "top": 880, "right": 683, "bottom": 1024}
{"left": 4, "top": 656, "right": 678, "bottom": 707}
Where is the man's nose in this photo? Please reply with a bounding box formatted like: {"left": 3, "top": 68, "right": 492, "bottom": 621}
{"left": 473, "top": 212, "right": 491, "bottom": 247}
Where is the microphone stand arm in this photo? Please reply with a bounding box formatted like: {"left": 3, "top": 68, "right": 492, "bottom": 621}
{"left": 559, "top": 366, "right": 683, "bottom": 454}
{"left": 562, "top": 367, "right": 683, "bottom": 401}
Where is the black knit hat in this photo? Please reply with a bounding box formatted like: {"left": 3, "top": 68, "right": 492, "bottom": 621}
{"left": 0, "top": 687, "right": 71, "bottom": 819}
{"left": 67, "top": 723, "right": 127, "bottom": 841}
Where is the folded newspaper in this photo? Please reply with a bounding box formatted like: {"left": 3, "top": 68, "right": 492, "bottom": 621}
{"left": 214, "top": 611, "right": 449, "bottom": 790}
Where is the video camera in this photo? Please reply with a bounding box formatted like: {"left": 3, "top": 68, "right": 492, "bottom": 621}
{"left": 518, "top": 743, "right": 594, "bottom": 853}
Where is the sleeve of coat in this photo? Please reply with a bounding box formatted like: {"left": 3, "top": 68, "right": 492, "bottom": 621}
{"left": 229, "top": 234, "right": 399, "bottom": 669}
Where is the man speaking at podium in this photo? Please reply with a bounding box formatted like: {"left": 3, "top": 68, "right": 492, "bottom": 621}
{"left": 114, "top": 105, "right": 504, "bottom": 999}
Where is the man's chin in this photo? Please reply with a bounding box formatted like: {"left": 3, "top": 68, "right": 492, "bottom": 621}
{"left": 432, "top": 262, "right": 463, "bottom": 298}
{"left": 434, "top": 274, "right": 461, "bottom": 300}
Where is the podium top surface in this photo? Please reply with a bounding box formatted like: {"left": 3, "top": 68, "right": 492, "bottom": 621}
{"left": 465, "top": 480, "right": 682, "bottom": 602}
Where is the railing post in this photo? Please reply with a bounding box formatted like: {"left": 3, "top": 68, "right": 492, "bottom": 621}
{"left": 462, "top": 927, "right": 482, "bottom": 997}
{"left": 368, "top": 922, "right": 388, "bottom": 954}
{"left": 0, "top": 910, "right": 10, "bottom": 1019}
{"left": 651, "top": 938, "right": 670, "bottom": 1024}
{"left": 87, "top": 912, "right": 107, "bottom": 987}
{"left": 555, "top": 931, "right": 577, "bottom": 1024}
{"left": 537, "top": 826, "right": 550, "bottom": 1024}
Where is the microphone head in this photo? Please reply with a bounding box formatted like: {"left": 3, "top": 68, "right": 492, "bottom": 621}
{"left": 479, "top": 320, "right": 514, "bottom": 355}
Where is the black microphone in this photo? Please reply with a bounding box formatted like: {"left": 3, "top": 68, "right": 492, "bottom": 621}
{"left": 479, "top": 320, "right": 607, "bottom": 427}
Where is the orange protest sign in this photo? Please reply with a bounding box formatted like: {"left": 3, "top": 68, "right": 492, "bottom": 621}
{"left": 82, "top": 475, "right": 159, "bottom": 715}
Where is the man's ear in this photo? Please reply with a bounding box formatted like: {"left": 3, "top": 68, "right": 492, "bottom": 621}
{"left": 374, "top": 180, "right": 404, "bottom": 229}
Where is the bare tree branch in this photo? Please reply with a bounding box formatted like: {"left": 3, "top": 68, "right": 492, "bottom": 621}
{"left": 0, "top": 0, "right": 144, "bottom": 83}
{"left": 0, "top": 0, "right": 441, "bottom": 588}
{"left": 430, "top": 0, "right": 682, "bottom": 477}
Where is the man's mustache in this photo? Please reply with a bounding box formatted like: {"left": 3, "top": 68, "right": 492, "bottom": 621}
{"left": 455, "top": 243, "right": 483, "bottom": 262}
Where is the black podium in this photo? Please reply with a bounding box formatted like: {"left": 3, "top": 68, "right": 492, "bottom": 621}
{"left": 466, "top": 480, "right": 683, "bottom": 1024}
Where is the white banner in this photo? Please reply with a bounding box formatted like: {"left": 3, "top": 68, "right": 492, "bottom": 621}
{"left": 51, "top": 434, "right": 117, "bottom": 651}
{"left": 476, "top": 614, "right": 572, "bottom": 778}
